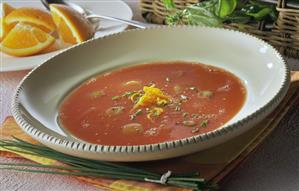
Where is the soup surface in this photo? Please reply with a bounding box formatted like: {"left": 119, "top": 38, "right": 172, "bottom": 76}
{"left": 59, "top": 61, "right": 246, "bottom": 145}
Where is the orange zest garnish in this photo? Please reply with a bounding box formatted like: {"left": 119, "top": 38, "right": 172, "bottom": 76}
{"left": 132, "top": 85, "right": 170, "bottom": 111}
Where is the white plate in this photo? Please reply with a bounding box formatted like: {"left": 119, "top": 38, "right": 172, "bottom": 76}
{"left": 0, "top": 0, "right": 132, "bottom": 72}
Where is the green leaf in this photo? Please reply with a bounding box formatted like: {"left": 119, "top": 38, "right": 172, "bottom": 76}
{"left": 165, "top": 1, "right": 222, "bottom": 27}
{"left": 184, "top": 2, "right": 223, "bottom": 27}
{"left": 188, "top": 11, "right": 222, "bottom": 26}
{"left": 194, "top": 0, "right": 219, "bottom": 13}
{"left": 240, "top": 1, "right": 276, "bottom": 21}
{"left": 217, "top": 0, "right": 238, "bottom": 18}
{"left": 165, "top": 11, "right": 185, "bottom": 25}
{"left": 246, "top": 7, "right": 272, "bottom": 20}
{"left": 163, "top": 0, "right": 176, "bottom": 10}
{"left": 187, "top": 15, "right": 220, "bottom": 27}
{"left": 225, "top": 10, "right": 251, "bottom": 24}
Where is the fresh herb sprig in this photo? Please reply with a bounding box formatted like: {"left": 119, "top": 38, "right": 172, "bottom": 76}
{"left": 0, "top": 138, "right": 218, "bottom": 190}
{"left": 165, "top": 0, "right": 277, "bottom": 27}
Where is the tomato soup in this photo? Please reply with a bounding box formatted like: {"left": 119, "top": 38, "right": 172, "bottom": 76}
{"left": 59, "top": 61, "right": 246, "bottom": 145}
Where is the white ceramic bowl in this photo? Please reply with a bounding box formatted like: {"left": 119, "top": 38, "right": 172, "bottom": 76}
{"left": 12, "top": 27, "right": 289, "bottom": 161}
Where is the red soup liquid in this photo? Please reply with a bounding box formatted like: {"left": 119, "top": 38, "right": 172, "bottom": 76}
{"left": 59, "top": 61, "right": 246, "bottom": 145}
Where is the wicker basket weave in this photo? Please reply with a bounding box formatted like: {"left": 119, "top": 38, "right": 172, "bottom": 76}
{"left": 140, "top": 0, "right": 299, "bottom": 58}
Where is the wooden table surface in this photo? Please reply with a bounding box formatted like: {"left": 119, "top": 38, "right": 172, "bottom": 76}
{"left": 1, "top": 1, "right": 299, "bottom": 191}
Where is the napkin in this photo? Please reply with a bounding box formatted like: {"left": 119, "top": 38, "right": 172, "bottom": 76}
{"left": 1, "top": 74, "right": 298, "bottom": 191}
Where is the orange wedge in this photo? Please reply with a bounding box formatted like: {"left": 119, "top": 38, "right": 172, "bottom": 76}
{"left": 49, "top": 4, "right": 95, "bottom": 44}
{"left": 5, "top": 7, "right": 56, "bottom": 33}
{"left": 0, "top": 23, "right": 55, "bottom": 57}
{"left": 0, "top": 2, "right": 15, "bottom": 40}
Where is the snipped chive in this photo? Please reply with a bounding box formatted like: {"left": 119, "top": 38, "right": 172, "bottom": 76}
{"left": 112, "top": 95, "right": 121, "bottom": 100}
{"left": 130, "top": 109, "right": 143, "bottom": 120}
{"left": 200, "top": 120, "right": 209, "bottom": 127}
{"left": 122, "top": 91, "right": 136, "bottom": 97}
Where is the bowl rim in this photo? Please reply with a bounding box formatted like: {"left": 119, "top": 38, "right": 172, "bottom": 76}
{"left": 11, "top": 26, "right": 290, "bottom": 154}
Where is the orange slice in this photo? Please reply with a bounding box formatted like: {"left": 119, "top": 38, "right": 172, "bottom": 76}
{"left": 49, "top": 4, "right": 95, "bottom": 44}
{"left": 0, "top": 23, "right": 55, "bottom": 57}
{"left": 0, "top": 2, "right": 15, "bottom": 40}
{"left": 5, "top": 7, "right": 56, "bottom": 33}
